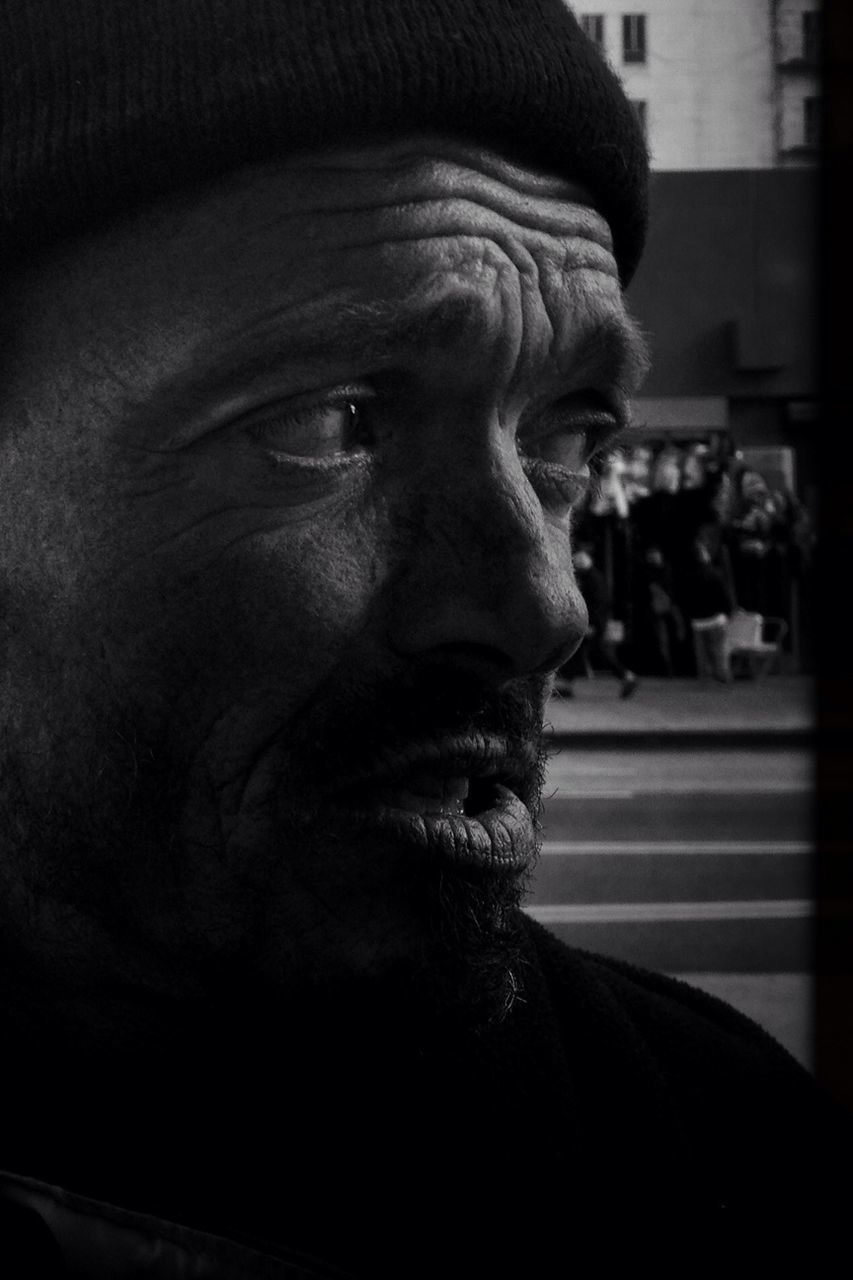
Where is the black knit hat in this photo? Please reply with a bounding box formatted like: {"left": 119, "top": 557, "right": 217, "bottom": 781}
{"left": 0, "top": 0, "right": 649, "bottom": 282}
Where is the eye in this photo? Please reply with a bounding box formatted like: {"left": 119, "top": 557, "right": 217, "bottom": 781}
{"left": 517, "top": 392, "right": 624, "bottom": 516}
{"left": 519, "top": 391, "right": 622, "bottom": 472}
{"left": 247, "top": 395, "right": 368, "bottom": 460}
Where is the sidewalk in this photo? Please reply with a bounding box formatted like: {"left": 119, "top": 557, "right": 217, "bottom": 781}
{"left": 545, "top": 675, "right": 815, "bottom": 746}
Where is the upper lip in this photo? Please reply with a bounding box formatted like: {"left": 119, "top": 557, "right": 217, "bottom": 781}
{"left": 329, "top": 733, "right": 537, "bottom": 798}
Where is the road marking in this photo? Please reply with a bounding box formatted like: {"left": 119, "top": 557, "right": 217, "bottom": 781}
{"left": 544, "top": 782, "right": 811, "bottom": 797}
{"left": 539, "top": 840, "right": 811, "bottom": 857}
{"left": 547, "top": 763, "right": 639, "bottom": 775}
{"left": 544, "top": 789, "right": 637, "bottom": 799}
{"left": 526, "top": 900, "right": 812, "bottom": 924}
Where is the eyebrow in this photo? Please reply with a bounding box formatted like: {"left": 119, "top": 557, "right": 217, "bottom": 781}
{"left": 195, "top": 295, "right": 506, "bottom": 388}
{"left": 565, "top": 311, "right": 651, "bottom": 401}
{"left": 134, "top": 292, "right": 650, "bottom": 437}
{"left": 223, "top": 295, "right": 646, "bottom": 386}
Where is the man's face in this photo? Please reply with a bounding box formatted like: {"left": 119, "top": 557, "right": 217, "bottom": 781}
{"left": 0, "top": 137, "right": 646, "bottom": 1007}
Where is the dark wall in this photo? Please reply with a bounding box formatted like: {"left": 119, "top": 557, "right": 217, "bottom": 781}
{"left": 627, "top": 170, "right": 818, "bottom": 398}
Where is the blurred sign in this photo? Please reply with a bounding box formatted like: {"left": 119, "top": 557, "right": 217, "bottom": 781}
{"left": 630, "top": 397, "right": 728, "bottom": 435}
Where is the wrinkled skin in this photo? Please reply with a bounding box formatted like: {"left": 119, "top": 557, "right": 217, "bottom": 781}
{"left": 0, "top": 136, "right": 647, "bottom": 1023}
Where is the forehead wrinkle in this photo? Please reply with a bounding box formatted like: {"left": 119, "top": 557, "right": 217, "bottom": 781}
{"left": 218, "top": 236, "right": 535, "bottom": 407}
{"left": 208, "top": 228, "right": 534, "bottom": 364}
{"left": 121, "top": 210, "right": 632, "bottom": 435}
{"left": 299, "top": 196, "right": 613, "bottom": 255}
{"left": 253, "top": 134, "right": 612, "bottom": 238}
{"left": 495, "top": 244, "right": 644, "bottom": 407}
{"left": 329, "top": 219, "right": 615, "bottom": 281}
{"left": 215, "top": 164, "right": 615, "bottom": 273}
{"left": 294, "top": 135, "right": 579, "bottom": 195}
{"left": 537, "top": 249, "right": 649, "bottom": 396}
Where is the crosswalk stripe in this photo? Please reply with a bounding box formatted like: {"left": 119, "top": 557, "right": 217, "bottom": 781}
{"left": 546, "top": 789, "right": 636, "bottom": 799}
{"left": 525, "top": 899, "right": 812, "bottom": 924}
{"left": 539, "top": 840, "right": 810, "bottom": 857}
{"left": 544, "top": 781, "right": 811, "bottom": 797}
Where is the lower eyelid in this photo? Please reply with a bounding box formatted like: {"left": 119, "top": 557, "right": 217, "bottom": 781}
{"left": 522, "top": 457, "right": 589, "bottom": 511}
{"left": 263, "top": 447, "right": 371, "bottom": 474}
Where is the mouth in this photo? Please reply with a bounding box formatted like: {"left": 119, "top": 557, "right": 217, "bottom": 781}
{"left": 329, "top": 737, "right": 541, "bottom": 871}
{"left": 374, "top": 771, "right": 505, "bottom": 818}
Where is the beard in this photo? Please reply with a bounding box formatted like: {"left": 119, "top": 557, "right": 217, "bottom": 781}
{"left": 264, "top": 658, "right": 550, "bottom": 1023}
{"left": 0, "top": 655, "right": 550, "bottom": 1027}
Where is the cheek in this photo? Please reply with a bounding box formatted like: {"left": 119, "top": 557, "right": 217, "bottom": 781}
{"left": 228, "top": 520, "right": 379, "bottom": 673}
{"left": 94, "top": 503, "right": 383, "bottom": 746}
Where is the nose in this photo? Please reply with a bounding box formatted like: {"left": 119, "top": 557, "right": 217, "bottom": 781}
{"left": 385, "top": 433, "right": 588, "bottom": 679}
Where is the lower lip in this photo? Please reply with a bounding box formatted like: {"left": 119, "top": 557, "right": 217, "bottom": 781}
{"left": 338, "top": 784, "right": 537, "bottom": 871}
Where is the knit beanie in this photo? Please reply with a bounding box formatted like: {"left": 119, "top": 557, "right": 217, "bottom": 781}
{"left": 0, "top": 0, "right": 648, "bottom": 283}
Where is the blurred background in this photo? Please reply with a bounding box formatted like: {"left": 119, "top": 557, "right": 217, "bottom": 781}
{"left": 531, "top": 0, "right": 830, "bottom": 1076}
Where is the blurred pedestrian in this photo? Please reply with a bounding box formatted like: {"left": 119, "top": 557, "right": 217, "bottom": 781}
{"left": 636, "top": 546, "right": 686, "bottom": 676}
{"left": 632, "top": 445, "right": 690, "bottom": 565}
{"left": 557, "top": 547, "right": 639, "bottom": 697}
{"left": 726, "top": 469, "right": 783, "bottom": 611}
{"left": 681, "top": 443, "right": 709, "bottom": 491}
{"left": 727, "top": 467, "right": 802, "bottom": 629}
{"left": 589, "top": 448, "right": 631, "bottom": 520}
{"left": 681, "top": 536, "right": 736, "bottom": 682}
{"left": 622, "top": 444, "right": 653, "bottom": 506}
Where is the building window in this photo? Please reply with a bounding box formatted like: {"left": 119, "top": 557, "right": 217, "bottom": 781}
{"left": 802, "top": 10, "right": 821, "bottom": 64}
{"left": 804, "top": 96, "right": 821, "bottom": 149}
{"left": 580, "top": 14, "right": 605, "bottom": 49}
{"left": 622, "top": 14, "right": 647, "bottom": 64}
{"left": 630, "top": 99, "right": 648, "bottom": 138}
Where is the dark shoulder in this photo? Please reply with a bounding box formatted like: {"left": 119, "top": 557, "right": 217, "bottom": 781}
{"left": 523, "top": 915, "right": 847, "bottom": 1126}
{"left": 522, "top": 917, "right": 853, "bottom": 1258}
{"left": 553, "top": 939, "right": 787, "bottom": 1057}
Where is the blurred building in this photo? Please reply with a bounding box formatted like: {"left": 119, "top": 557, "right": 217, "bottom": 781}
{"left": 572, "top": 2, "right": 821, "bottom": 670}
{"left": 573, "top": 1, "right": 820, "bottom": 495}
{"left": 576, "top": 0, "right": 820, "bottom": 168}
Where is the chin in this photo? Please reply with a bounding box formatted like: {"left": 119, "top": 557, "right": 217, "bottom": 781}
{"left": 336, "top": 821, "right": 534, "bottom": 1027}
{"left": 426, "top": 854, "right": 531, "bottom": 1024}
{"left": 225, "top": 802, "right": 534, "bottom": 1028}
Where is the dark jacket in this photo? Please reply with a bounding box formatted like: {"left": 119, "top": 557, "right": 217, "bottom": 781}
{"left": 680, "top": 559, "right": 735, "bottom": 620}
{"left": 576, "top": 564, "right": 611, "bottom": 634}
{"left": 1, "top": 917, "right": 849, "bottom": 1277}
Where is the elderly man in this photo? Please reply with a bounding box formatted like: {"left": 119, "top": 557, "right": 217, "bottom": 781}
{"left": 0, "top": 1, "right": 847, "bottom": 1275}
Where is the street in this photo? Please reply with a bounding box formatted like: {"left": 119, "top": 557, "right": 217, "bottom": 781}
{"left": 526, "top": 741, "right": 814, "bottom": 1066}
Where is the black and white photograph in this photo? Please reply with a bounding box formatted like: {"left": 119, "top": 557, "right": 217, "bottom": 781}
{"left": 0, "top": 1, "right": 850, "bottom": 1275}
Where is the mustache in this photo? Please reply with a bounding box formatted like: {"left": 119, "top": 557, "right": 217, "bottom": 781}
{"left": 283, "top": 662, "right": 551, "bottom": 801}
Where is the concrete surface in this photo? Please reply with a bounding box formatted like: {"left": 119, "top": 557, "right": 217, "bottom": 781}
{"left": 546, "top": 675, "right": 815, "bottom": 740}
